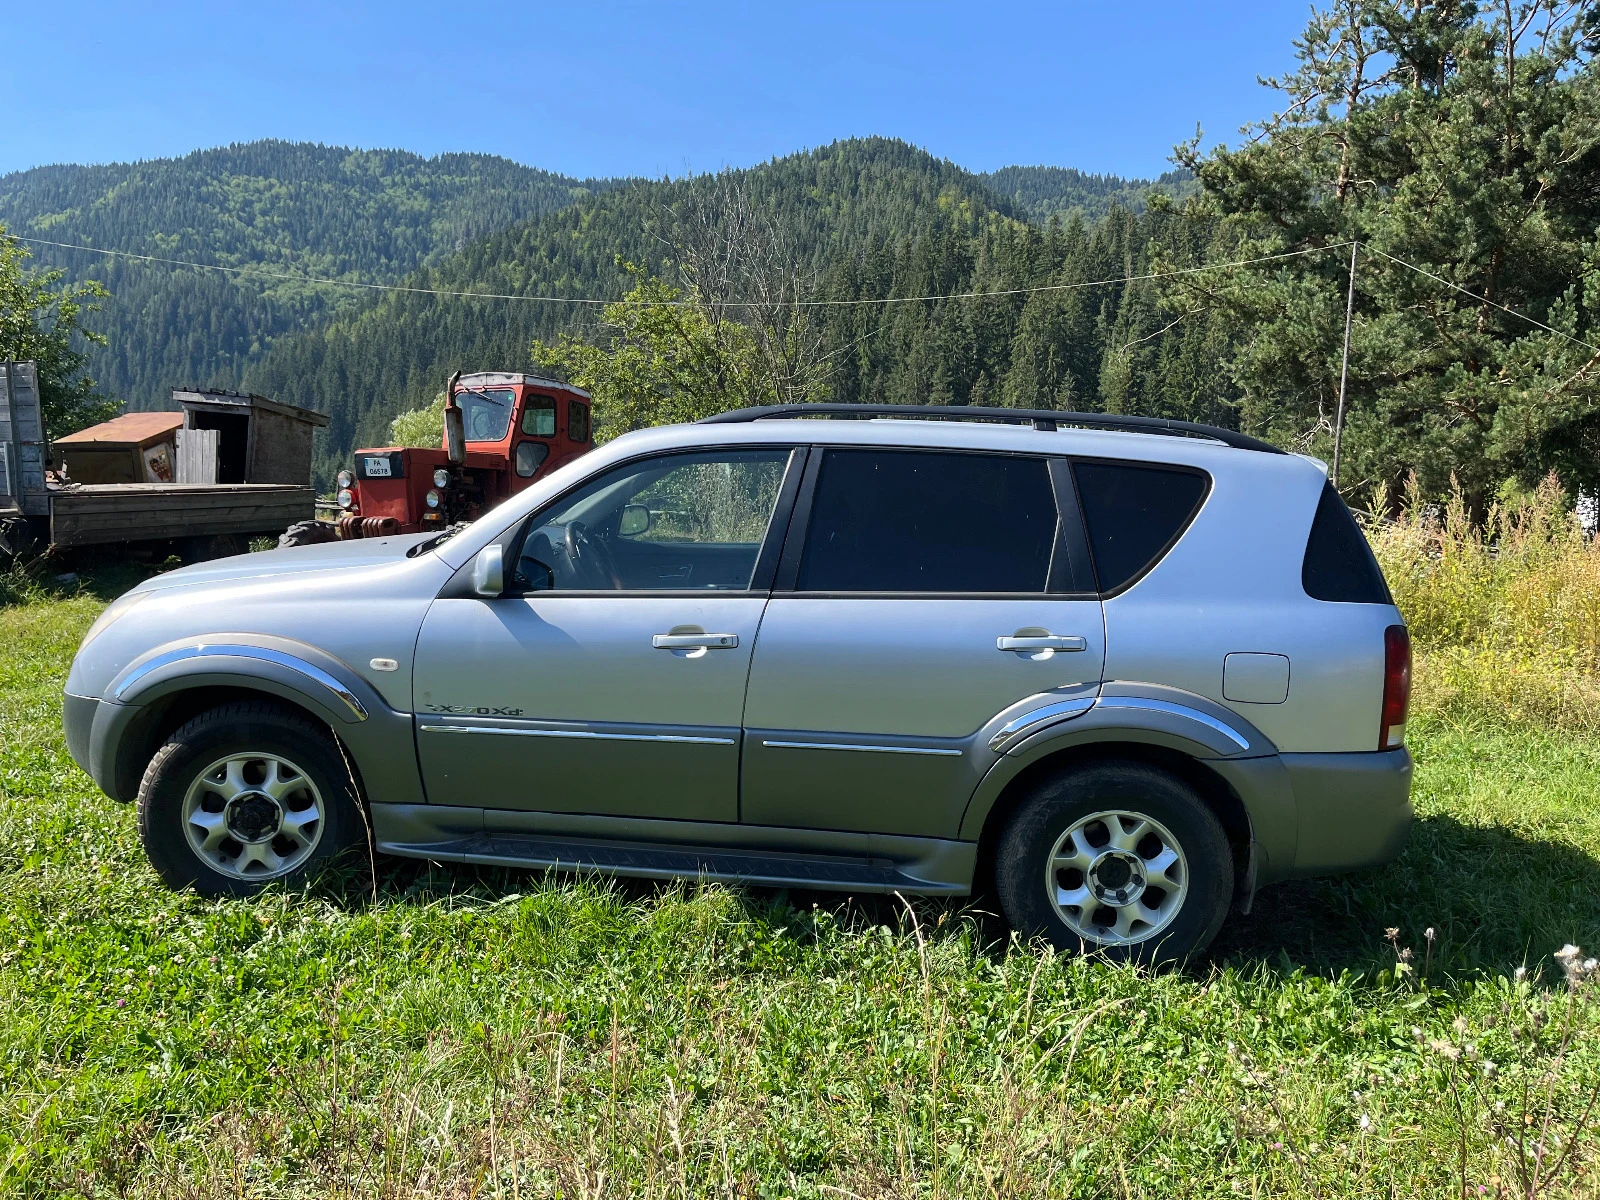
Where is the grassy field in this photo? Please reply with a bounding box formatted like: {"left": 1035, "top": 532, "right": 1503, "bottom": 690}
{"left": 4, "top": 540, "right": 1600, "bottom": 1196}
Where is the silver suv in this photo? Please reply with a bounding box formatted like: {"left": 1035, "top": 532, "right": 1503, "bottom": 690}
{"left": 62, "top": 405, "right": 1413, "bottom": 964}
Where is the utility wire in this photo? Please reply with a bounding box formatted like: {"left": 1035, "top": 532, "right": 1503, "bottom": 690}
{"left": 1361, "top": 243, "right": 1600, "bottom": 356}
{"left": 15, "top": 232, "right": 1596, "bottom": 355}
{"left": 11, "top": 233, "right": 1350, "bottom": 308}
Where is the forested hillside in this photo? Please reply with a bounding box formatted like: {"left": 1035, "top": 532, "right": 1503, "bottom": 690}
{"left": 0, "top": 141, "right": 626, "bottom": 410}
{"left": 977, "top": 165, "right": 1194, "bottom": 221}
{"left": 240, "top": 138, "right": 1206, "bottom": 484}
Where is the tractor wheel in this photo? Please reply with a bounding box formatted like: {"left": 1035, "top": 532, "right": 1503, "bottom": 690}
{"left": 176, "top": 533, "right": 245, "bottom": 563}
{"left": 278, "top": 520, "right": 340, "bottom": 549}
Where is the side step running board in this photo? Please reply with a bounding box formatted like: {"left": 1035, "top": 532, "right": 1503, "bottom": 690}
{"left": 388, "top": 833, "right": 969, "bottom": 895}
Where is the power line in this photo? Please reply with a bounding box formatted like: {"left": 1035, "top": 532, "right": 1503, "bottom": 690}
{"left": 10, "top": 233, "right": 1351, "bottom": 308}
{"left": 14, "top": 230, "right": 1594, "bottom": 355}
{"left": 1362, "top": 243, "right": 1600, "bottom": 356}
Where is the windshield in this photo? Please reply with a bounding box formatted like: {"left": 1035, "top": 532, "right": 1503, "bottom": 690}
{"left": 458, "top": 388, "right": 515, "bottom": 441}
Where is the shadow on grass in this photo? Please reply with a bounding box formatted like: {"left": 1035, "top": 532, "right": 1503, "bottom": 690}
{"left": 312, "top": 810, "right": 1600, "bottom": 987}
{"left": 1212, "top": 812, "right": 1600, "bottom": 981}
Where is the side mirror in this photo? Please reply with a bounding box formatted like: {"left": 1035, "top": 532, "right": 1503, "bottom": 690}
{"left": 471, "top": 543, "right": 505, "bottom": 598}
{"left": 618, "top": 502, "right": 652, "bottom": 538}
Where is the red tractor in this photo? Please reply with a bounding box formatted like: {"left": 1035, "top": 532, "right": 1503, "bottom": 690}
{"left": 284, "top": 372, "right": 595, "bottom": 544}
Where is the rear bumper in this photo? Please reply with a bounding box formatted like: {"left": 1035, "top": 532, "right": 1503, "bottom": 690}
{"left": 1282, "top": 747, "right": 1413, "bottom": 876}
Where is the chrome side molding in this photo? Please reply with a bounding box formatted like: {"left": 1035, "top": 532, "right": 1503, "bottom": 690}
{"left": 988, "top": 697, "right": 1095, "bottom": 752}
{"left": 421, "top": 724, "right": 735, "bottom": 746}
{"left": 763, "top": 740, "right": 962, "bottom": 757}
{"left": 113, "top": 643, "right": 369, "bottom": 720}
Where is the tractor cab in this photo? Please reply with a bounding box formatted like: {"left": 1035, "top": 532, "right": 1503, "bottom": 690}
{"left": 331, "top": 372, "right": 593, "bottom": 538}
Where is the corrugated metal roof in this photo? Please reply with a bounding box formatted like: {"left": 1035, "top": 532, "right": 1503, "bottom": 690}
{"left": 54, "top": 411, "right": 183, "bottom": 446}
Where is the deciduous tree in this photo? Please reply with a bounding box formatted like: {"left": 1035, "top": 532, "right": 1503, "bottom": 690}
{"left": 0, "top": 225, "right": 118, "bottom": 437}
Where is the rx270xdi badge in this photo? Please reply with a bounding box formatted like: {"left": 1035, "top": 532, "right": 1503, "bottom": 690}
{"left": 423, "top": 703, "right": 525, "bottom": 716}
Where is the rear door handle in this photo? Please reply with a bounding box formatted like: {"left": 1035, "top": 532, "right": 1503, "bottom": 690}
{"left": 652, "top": 633, "right": 739, "bottom": 650}
{"left": 997, "top": 634, "right": 1088, "bottom": 653}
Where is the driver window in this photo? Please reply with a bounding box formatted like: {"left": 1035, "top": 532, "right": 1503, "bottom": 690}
{"left": 512, "top": 449, "right": 792, "bottom": 593}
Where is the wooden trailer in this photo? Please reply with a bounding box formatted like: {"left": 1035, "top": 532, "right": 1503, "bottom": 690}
{"left": 1, "top": 365, "right": 325, "bottom": 560}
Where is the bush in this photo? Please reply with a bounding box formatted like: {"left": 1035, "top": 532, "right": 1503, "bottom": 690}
{"left": 1369, "top": 474, "right": 1600, "bottom": 731}
{"left": 389, "top": 393, "right": 445, "bottom": 447}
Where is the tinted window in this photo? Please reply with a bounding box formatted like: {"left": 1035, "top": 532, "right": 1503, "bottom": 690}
{"left": 568, "top": 401, "right": 590, "bottom": 443}
{"left": 521, "top": 396, "right": 556, "bottom": 436}
{"left": 1073, "top": 460, "right": 1208, "bottom": 593}
{"left": 797, "top": 450, "right": 1058, "bottom": 593}
{"left": 1302, "top": 481, "right": 1392, "bottom": 603}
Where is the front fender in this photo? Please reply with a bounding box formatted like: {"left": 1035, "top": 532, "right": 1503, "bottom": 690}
{"left": 90, "top": 634, "right": 424, "bottom": 808}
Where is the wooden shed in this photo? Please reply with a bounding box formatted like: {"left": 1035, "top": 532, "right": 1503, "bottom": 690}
{"left": 53, "top": 411, "right": 185, "bottom": 484}
{"left": 173, "top": 389, "right": 329, "bottom": 485}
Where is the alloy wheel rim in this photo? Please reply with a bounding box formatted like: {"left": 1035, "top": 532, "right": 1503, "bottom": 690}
{"left": 1045, "top": 809, "right": 1189, "bottom": 946}
{"left": 181, "top": 753, "right": 325, "bottom": 880}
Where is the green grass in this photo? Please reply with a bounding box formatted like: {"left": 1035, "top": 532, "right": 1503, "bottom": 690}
{"left": 3, "top": 579, "right": 1600, "bottom": 1197}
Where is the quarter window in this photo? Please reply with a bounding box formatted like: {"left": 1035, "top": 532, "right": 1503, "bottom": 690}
{"left": 796, "top": 450, "right": 1058, "bottom": 593}
{"left": 1072, "top": 460, "right": 1208, "bottom": 594}
{"left": 1302, "top": 480, "right": 1391, "bottom": 603}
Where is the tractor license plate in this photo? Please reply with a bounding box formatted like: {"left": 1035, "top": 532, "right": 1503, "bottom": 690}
{"left": 363, "top": 456, "right": 392, "bottom": 477}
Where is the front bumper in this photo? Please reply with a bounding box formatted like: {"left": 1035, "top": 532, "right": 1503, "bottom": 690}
{"left": 63, "top": 692, "right": 99, "bottom": 778}
{"left": 1282, "top": 746, "right": 1414, "bottom": 876}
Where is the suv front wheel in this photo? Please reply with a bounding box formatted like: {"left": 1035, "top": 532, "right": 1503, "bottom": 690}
{"left": 995, "top": 760, "right": 1232, "bottom": 966}
{"left": 136, "top": 701, "right": 365, "bottom": 897}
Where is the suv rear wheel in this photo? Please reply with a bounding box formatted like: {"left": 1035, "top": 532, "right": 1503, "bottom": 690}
{"left": 136, "top": 701, "right": 365, "bottom": 897}
{"left": 994, "top": 760, "right": 1232, "bottom": 966}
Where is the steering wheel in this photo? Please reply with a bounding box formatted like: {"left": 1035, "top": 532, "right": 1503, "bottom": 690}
{"left": 565, "top": 520, "right": 622, "bottom": 589}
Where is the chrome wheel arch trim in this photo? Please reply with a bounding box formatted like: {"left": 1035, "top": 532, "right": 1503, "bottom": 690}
{"left": 111, "top": 643, "right": 369, "bottom": 721}
{"left": 983, "top": 692, "right": 1254, "bottom": 759}
{"left": 1088, "top": 696, "right": 1251, "bottom": 752}
{"left": 988, "top": 697, "right": 1096, "bottom": 753}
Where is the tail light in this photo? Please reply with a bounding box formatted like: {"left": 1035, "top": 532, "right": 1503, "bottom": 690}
{"left": 1380, "top": 625, "right": 1411, "bottom": 749}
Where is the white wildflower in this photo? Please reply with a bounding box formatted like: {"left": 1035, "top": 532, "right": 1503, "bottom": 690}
{"left": 1555, "top": 944, "right": 1589, "bottom": 988}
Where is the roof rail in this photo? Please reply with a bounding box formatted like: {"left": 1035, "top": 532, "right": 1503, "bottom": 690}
{"left": 697, "top": 404, "right": 1284, "bottom": 454}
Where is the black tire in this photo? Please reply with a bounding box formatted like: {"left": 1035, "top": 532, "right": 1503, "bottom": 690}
{"left": 278, "top": 520, "right": 340, "bottom": 549}
{"left": 136, "top": 701, "right": 366, "bottom": 897}
{"left": 993, "top": 759, "right": 1232, "bottom": 967}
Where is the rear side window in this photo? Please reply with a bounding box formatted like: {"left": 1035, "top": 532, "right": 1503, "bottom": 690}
{"left": 1302, "top": 481, "right": 1391, "bottom": 603}
{"left": 797, "top": 450, "right": 1058, "bottom": 593}
{"left": 1072, "top": 460, "right": 1209, "bottom": 593}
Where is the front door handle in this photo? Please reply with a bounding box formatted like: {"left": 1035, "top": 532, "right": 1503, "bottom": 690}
{"left": 997, "top": 634, "right": 1088, "bottom": 654}
{"left": 652, "top": 633, "right": 739, "bottom": 650}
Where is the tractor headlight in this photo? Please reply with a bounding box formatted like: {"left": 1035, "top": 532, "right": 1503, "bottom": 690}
{"left": 337, "top": 470, "right": 354, "bottom": 489}
{"left": 336, "top": 488, "right": 354, "bottom": 509}
{"left": 425, "top": 490, "right": 441, "bottom": 509}
{"left": 432, "top": 467, "right": 450, "bottom": 489}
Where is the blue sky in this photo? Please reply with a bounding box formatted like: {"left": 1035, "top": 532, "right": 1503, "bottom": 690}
{"left": 1, "top": 1, "right": 1307, "bottom": 181}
